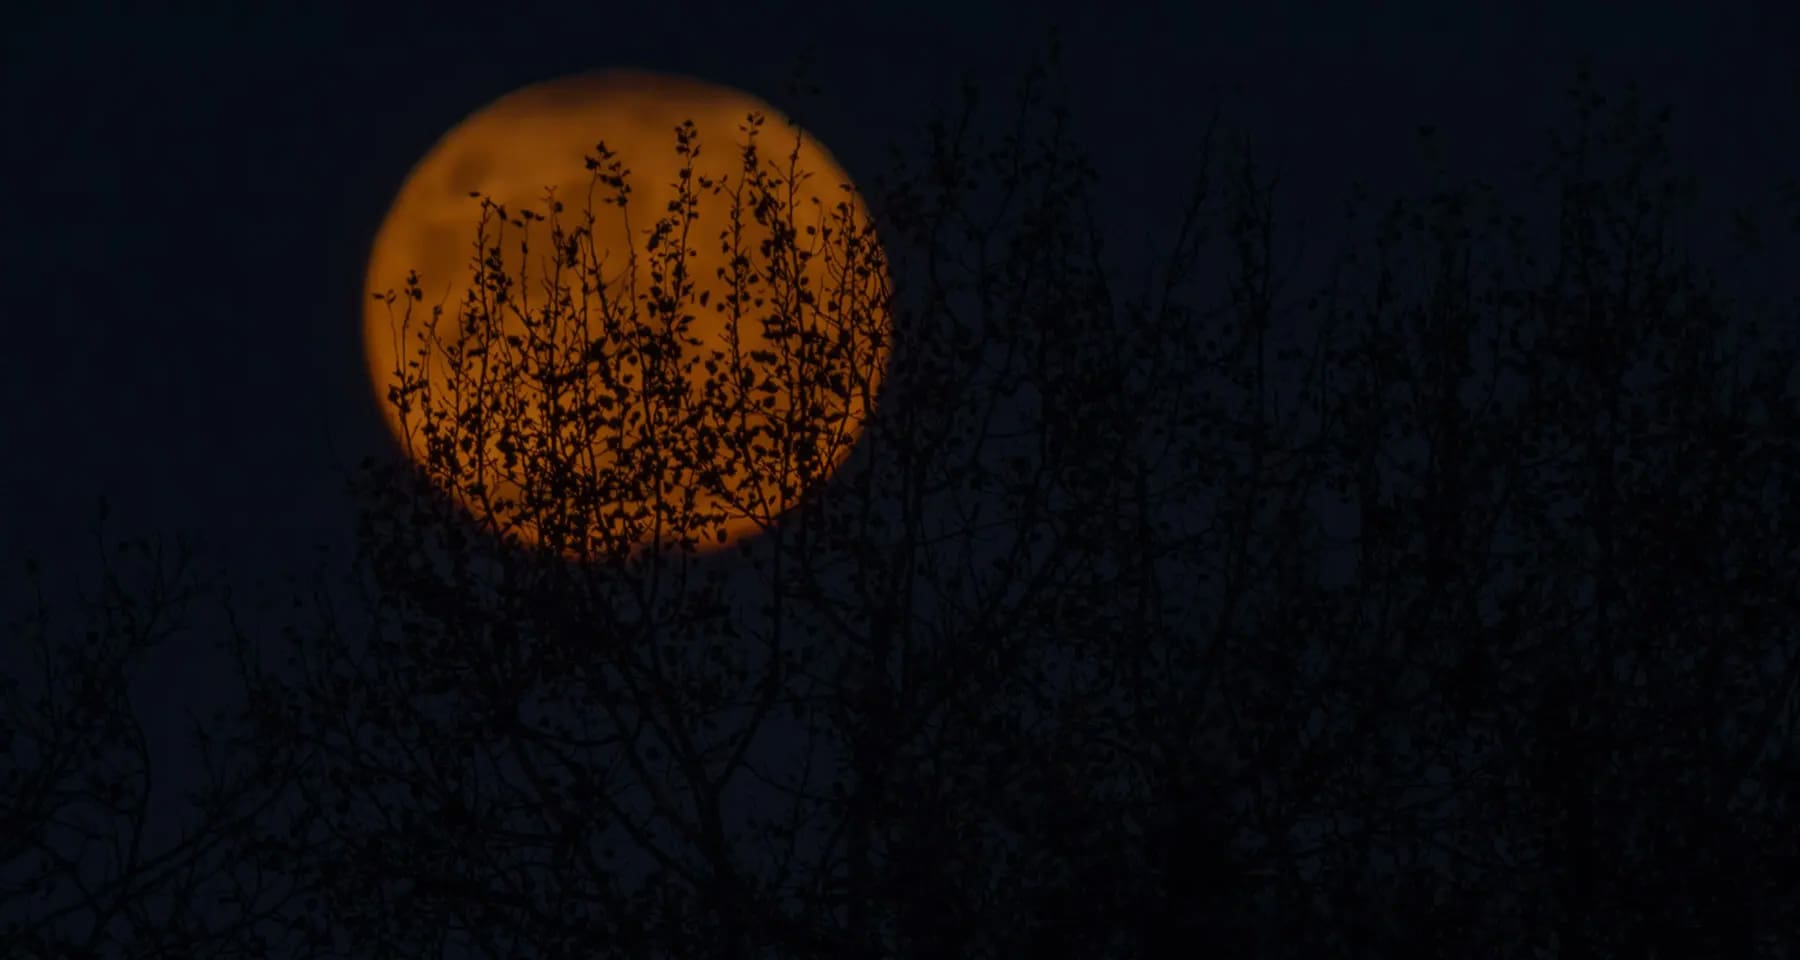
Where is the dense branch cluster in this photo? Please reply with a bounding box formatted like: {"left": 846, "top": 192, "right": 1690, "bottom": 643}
{"left": 371, "top": 112, "right": 889, "bottom": 562}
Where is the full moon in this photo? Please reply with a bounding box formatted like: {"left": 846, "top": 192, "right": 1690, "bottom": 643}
{"left": 363, "top": 70, "right": 890, "bottom": 558}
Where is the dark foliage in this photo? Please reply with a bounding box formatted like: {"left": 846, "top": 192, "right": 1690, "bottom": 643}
{"left": 7, "top": 49, "right": 1798, "bottom": 959}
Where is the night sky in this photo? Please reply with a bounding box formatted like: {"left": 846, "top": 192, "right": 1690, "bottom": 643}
{"left": 6, "top": 2, "right": 1792, "bottom": 572}
{"left": 3, "top": 0, "right": 1797, "bottom": 950}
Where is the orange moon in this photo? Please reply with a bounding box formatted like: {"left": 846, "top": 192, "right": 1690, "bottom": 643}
{"left": 362, "top": 70, "right": 889, "bottom": 558}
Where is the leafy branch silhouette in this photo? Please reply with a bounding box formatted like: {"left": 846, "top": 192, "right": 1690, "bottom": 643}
{"left": 6, "top": 49, "right": 1799, "bottom": 960}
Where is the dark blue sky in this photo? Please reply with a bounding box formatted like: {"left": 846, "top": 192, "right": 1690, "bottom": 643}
{"left": 2, "top": 0, "right": 1795, "bottom": 909}
{"left": 4, "top": 0, "right": 1791, "bottom": 577}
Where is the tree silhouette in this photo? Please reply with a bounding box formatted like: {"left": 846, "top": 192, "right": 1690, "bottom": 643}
{"left": 1, "top": 520, "right": 300, "bottom": 959}
{"left": 8, "top": 48, "right": 1798, "bottom": 960}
